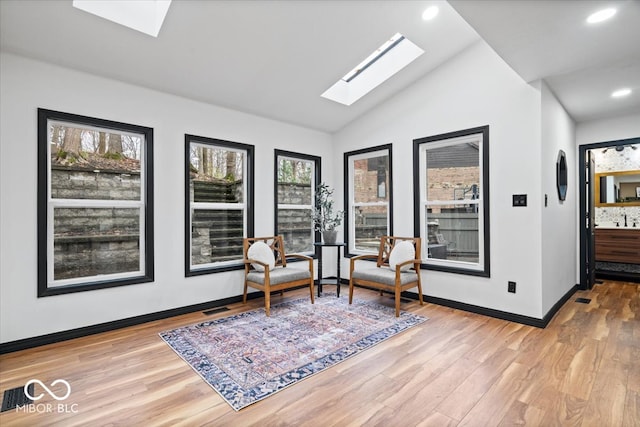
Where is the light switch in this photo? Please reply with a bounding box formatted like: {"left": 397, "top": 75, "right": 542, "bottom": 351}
{"left": 513, "top": 194, "right": 527, "bottom": 207}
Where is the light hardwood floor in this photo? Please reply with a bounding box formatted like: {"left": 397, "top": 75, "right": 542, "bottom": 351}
{"left": 0, "top": 280, "right": 638, "bottom": 426}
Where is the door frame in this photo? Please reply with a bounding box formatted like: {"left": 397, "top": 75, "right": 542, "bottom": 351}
{"left": 578, "top": 136, "right": 640, "bottom": 289}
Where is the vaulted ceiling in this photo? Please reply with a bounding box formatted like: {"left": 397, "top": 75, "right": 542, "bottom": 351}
{"left": 1, "top": 0, "right": 639, "bottom": 133}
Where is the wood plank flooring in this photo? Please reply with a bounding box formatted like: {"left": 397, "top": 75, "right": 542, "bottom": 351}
{"left": 0, "top": 280, "right": 638, "bottom": 426}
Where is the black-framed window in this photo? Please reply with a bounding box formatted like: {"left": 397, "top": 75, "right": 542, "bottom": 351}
{"left": 185, "top": 135, "right": 254, "bottom": 276}
{"left": 274, "top": 150, "right": 321, "bottom": 254}
{"left": 413, "top": 125, "right": 490, "bottom": 277}
{"left": 344, "top": 144, "right": 393, "bottom": 256}
{"left": 37, "top": 109, "right": 154, "bottom": 296}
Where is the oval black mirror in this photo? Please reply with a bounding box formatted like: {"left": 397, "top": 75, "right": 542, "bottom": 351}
{"left": 556, "top": 150, "right": 568, "bottom": 201}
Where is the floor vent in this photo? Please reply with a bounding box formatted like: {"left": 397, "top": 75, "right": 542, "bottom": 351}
{"left": 1, "top": 384, "right": 33, "bottom": 412}
{"left": 203, "top": 307, "right": 230, "bottom": 316}
{"left": 575, "top": 297, "right": 591, "bottom": 304}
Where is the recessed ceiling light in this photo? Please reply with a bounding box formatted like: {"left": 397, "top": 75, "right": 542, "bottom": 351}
{"left": 611, "top": 88, "right": 632, "bottom": 98}
{"left": 422, "top": 6, "right": 439, "bottom": 21}
{"left": 586, "top": 8, "right": 616, "bottom": 24}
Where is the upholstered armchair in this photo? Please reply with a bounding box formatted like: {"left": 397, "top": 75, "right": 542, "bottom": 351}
{"left": 349, "top": 236, "right": 424, "bottom": 317}
{"left": 243, "top": 236, "right": 314, "bottom": 316}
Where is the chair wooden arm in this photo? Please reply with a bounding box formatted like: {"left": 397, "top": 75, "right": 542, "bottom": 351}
{"left": 285, "top": 253, "right": 314, "bottom": 273}
{"left": 244, "top": 258, "right": 271, "bottom": 270}
{"left": 394, "top": 258, "right": 422, "bottom": 271}
{"left": 393, "top": 259, "right": 422, "bottom": 283}
{"left": 349, "top": 253, "right": 378, "bottom": 274}
{"left": 351, "top": 253, "right": 379, "bottom": 261}
{"left": 284, "top": 253, "right": 313, "bottom": 261}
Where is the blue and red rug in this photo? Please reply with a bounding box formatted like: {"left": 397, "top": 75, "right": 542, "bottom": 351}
{"left": 159, "top": 294, "right": 427, "bottom": 411}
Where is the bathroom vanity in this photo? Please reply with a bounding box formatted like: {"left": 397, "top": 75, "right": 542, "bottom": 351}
{"left": 595, "top": 227, "right": 640, "bottom": 264}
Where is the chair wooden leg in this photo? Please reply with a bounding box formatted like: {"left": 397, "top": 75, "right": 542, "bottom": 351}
{"left": 348, "top": 279, "right": 354, "bottom": 304}
{"left": 265, "top": 291, "right": 271, "bottom": 316}
{"left": 395, "top": 287, "right": 401, "bottom": 317}
{"left": 243, "top": 281, "right": 248, "bottom": 304}
{"left": 417, "top": 279, "right": 424, "bottom": 306}
{"left": 309, "top": 279, "right": 315, "bottom": 304}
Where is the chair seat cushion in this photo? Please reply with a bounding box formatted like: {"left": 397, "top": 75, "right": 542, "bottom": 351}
{"left": 352, "top": 266, "right": 418, "bottom": 286}
{"left": 247, "top": 266, "right": 311, "bottom": 285}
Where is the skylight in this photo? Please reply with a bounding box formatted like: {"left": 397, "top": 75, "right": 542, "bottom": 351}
{"left": 73, "top": 0, "right": 172, "bottom": 38}
{"left": 321, "top": 33, "right": 424, "bottom": 106}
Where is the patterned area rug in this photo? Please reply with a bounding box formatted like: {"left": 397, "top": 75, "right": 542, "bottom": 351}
{"left": 159, "top": 294, "right": 427, "bottom": 411}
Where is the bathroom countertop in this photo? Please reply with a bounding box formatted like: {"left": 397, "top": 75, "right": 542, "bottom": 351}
{"left": 595, "top": 225, "right": 639, "bottom": 230}
{"left": 596, "top": 225, "right": 640, "bottom": 230}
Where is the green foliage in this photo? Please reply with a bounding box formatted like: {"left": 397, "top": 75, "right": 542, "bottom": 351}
{"left": 312, "top": 183, "right": 344, "bottom": 231}
{"left": 56, "top": 150, "right": 87, "bottom": 164}
{"left": 278, "top": 158, "right": 312, "bottom": 184}
{"left": 102, "top": 152, "right": 124, "bottom": 160}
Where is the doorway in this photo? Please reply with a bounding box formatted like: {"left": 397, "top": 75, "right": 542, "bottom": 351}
{"left": 579, "top": 137, "right": 640, "bottom": 289}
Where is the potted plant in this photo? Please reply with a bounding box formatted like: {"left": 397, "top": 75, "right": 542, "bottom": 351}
{"left": 312, "top": 183, "right": 344, "bottom": 243}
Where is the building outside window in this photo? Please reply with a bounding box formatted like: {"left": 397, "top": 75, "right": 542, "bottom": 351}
{"left": 344, "top": 145, "right": 392, "bottom": 255}
{"left": 413, "top": 126, "right": 490, "bottom": 276}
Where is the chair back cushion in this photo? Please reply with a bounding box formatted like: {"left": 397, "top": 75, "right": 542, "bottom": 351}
{"left": 248, "top": 241, "right": 276, "bottom": 271}
{"left": 388, "top": 240, "right": 415, "bottom": 271}
{"left": 377, "top": 236, "right": 421, "bottom": 268}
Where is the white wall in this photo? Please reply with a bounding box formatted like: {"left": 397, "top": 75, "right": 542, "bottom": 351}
{"left": 2, "top": 38, "right": 592, "bottom": 343}
{"left": 333, "top": 41, "right": 545, "bottom": 318}
{"left": 0, "top": 52, "right": 333, "bottom": 343}
{"left": 539, "top": 81, "right": 577, "bottom": 314}
{"left": 576, "top": 112, "right": 640, "bottom": 146}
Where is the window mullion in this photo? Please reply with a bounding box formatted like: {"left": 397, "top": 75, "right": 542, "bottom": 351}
{"left": 278, "top": 204, "right": 312, "bottom": 210}
{"left": 50, "top": 199, "right": 144, "bottom": 208}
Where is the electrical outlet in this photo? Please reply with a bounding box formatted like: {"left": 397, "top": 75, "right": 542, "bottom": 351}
{"left": 508, "top": 281, "right": 516, "bottom": 293}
